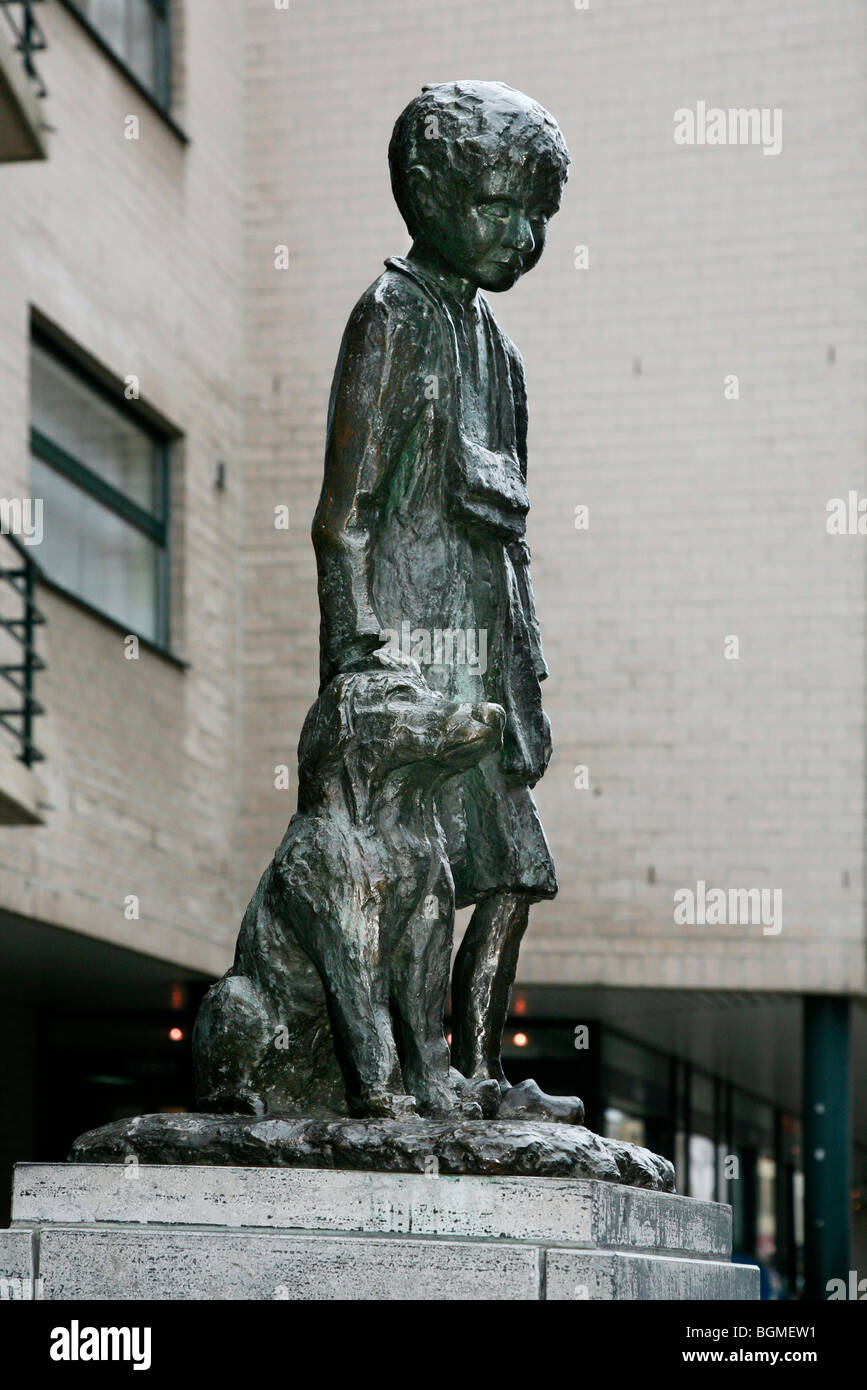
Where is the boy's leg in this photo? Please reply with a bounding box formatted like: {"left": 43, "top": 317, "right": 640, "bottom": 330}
{"left": 451, "top": 889, "right": 584, "bottom": 1123}
{"left": 450, "top": 890, "right": 528, "bottom": 1086}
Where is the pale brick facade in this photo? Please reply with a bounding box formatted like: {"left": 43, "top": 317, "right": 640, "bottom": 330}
{"left": 0, "top": 0, "right": 244, "bottom": 976}
{"left": 0, "top": 0, "right": 862, "bottom": 1285}
{"left": 240, "top": 0, "right": 867, "bottom": 999}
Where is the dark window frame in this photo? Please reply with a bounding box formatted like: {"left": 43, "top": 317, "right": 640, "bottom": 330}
{"left": 57, "top": 0, "right": 187, "bottom": 141}
{"left": 29, "top": 322, "right": 174, "bottom": 653}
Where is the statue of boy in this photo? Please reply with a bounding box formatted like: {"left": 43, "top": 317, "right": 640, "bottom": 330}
{"left": 313, "top": 81, "right": 580, "bottom": 1122}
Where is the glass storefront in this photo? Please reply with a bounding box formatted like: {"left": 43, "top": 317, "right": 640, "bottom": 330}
{"left": 499, "top": 1018, "right": 806, "bottom": 1298}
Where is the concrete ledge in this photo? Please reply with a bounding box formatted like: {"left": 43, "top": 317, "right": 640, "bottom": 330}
{"left": 39, "top": 1226, "right": 542, "bottom": 1301}
{"left": 14, "top": 1162, "right": 731, "bottom": 1254}
{"left": 8, "top": 1162, "right": 759, "bottom": 1301}
{"left": 546, "top": 1248, "right": 761, "bottom": 1301}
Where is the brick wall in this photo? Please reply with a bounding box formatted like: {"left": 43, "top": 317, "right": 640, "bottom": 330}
{"left": 0, "top": 0, "right": 245, "bottom": 974}
{"left": 240, "top": 0, "right": 867, "bottom": 995}
{"left": 1, "top": 1, "right": 860, "bottom": 998}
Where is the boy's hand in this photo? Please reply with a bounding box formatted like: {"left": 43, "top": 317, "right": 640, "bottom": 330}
{"left": 501, "top": 709, "right": 552, "bottom": 787}
{"left": 339, "top": 640, "right": 384, "bottom": 675}
{"left": 340, "top": 640, "right": 423, "bottom": 682}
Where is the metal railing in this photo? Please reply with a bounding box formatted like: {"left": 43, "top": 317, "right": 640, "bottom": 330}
{"left": 0, "top": 532, "right": 45, "bottom": 766}
{"left": 0, "top": 0, "right": 48, "bottom": 99}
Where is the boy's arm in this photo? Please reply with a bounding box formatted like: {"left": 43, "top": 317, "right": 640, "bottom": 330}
{"left": 313, "top": 287, "right": 435, "bottom": 679}
{"left": 506, "top": 342, "right": 550, "bottom": 684}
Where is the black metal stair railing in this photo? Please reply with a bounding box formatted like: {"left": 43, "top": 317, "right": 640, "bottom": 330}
{"left": 0, "top": 531, "right": 45, "bottom": 766}
{"left": 0, "top": 0, "right": 48, "bottom": 99}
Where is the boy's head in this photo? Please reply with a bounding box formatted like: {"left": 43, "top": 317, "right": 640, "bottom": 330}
{"left": 389, "top": 81, "right": 570, "bottom": 292}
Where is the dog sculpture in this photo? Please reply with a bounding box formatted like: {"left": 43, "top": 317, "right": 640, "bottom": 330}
{"left": 193, "top": 660, "right": 504, "bottom": 1119}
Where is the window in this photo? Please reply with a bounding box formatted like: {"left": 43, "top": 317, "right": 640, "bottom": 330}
{"left": 29, "top": 330, "right": 170, "bottom": 647}
{"left": 65, "top": 0, "right": 171, "bottom": 109}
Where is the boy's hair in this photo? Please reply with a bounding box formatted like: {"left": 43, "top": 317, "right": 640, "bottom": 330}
{"left": 389, "top": 80, "right": 570, "bottom": 239}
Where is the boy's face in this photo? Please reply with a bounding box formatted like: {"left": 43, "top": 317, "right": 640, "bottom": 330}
{"left": 414, "top": 159, "right": 562, "bottom": 292}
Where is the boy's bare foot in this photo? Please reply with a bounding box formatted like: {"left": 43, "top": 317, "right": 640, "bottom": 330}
{"left": 496, "top": 1077, "right": 584, "bottom": 1125}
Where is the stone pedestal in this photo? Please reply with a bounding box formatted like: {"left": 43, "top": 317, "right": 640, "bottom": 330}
{"left": 3, "top": 1162, "right": 759, "bottom": 1300}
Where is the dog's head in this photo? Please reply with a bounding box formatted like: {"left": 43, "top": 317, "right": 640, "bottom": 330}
{"left": 297, "top": 657, "right": 504, "bottom": 812}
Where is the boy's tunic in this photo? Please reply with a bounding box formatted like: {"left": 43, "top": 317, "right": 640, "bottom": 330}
{"left": 313, "top": 256, "right": 557, "bottom": 907}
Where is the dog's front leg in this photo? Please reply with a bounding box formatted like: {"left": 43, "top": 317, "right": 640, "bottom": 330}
{"left": 300, "top": 904, "right": 413, "bottom": 1120}
{"left": 389, "top": 863, "right": 458, "bottom": 1119}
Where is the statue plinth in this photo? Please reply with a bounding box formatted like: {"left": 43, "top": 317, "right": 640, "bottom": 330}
{"left": 7, "top": 1160, "right": 759, "bottom": 1301}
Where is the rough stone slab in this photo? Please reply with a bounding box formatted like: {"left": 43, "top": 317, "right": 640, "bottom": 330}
{"left": 38, "top": 1226, "right": 541, "bottom": 1301}
{"left": 13, "top": 1162, "right": 729, "bottom": 1254}
{"left": 8, "top": 1163, "right": 753, "bottom": 1301}
{"left": 590, "top": 1180, "right": 732, "bottom": 1258}
{"left": 546, "top": 1248, "right": 761, "bottom": 1301}
{"left": 68, "top": 1111, "right": 675, "bottom": 1191}
{"left": 0, "top": 1229, "right": 36, "bottom": 1299}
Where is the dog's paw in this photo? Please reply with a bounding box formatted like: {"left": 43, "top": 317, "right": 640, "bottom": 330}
{"left": 414, "top": 1078, "right": 463, "bottom": 1120}
{"left": 198, "top": 1090, "right": 267, "bottom": 1118}
{"left": 354, "top": 1090, "right": 419, "bottom": 1122}
{"left": 448, "top": 1074, "right": 501, "bottom": 1119}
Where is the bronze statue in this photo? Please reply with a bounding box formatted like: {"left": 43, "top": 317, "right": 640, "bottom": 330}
{"left": 194, "top": 81, "right": 582, "bottom": 1125}
{"left": 74, "top": 83, "right": 676, "bottom": 1188}
{"left": 313, "top": 81, "right": 579, "bottom": 1121}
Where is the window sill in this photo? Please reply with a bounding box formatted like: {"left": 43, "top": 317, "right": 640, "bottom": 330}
{"left": 56, "top": 0, "right": 189, "bottom": 146}
{"left": 0, "top": 18, "right": 49, "bottom": 163}
{"left": 38, "top": 575, "right": 188, "bottom": 671}
{"left": 0, "top": 743, "right": 46, "bottom": 824}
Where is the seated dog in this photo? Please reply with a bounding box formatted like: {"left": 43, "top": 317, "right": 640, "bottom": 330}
{"left": 193, "top": 659, "right": 504, "bottom": 1119}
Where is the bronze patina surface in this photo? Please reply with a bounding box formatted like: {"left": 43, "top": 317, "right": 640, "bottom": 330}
{"left": 72, "top": 85, "right": 673, "bottom": 1183}
{"left": 194, "top": 81, "right": 576, "bottom": 1125}
{"left": 70, "top": 1112, "right": 675, "bottom": 1191}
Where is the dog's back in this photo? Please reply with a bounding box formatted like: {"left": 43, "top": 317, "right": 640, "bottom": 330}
{"left": 192, "top": 816, "right": 348, "bottom": 1116}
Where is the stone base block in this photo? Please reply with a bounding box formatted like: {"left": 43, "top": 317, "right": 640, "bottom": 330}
{"left": 5, "top": 1162, "right": 759, "bottom": 1301}
{"left": 545, "top": 1248, "right": 761, "bottom": 1301}
{"left": 0, "top": 1229, "right": 37, "bottom": 1300}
